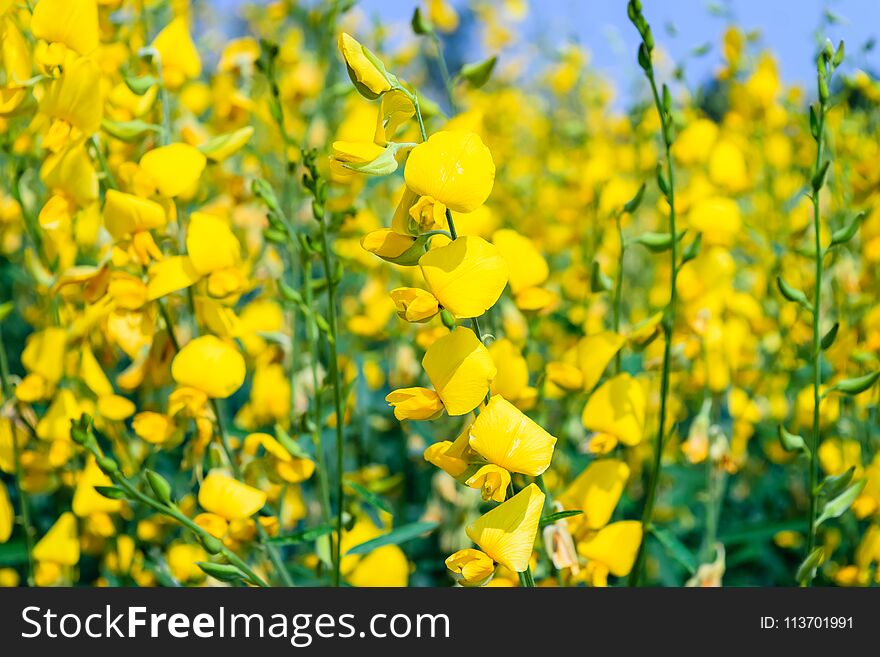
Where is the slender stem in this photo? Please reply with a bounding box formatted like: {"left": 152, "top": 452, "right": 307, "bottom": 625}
{"left": 613, "top": 212, "right": 625, "bottom": 374}
{"left": 317, "top": 220, "right": 346, "bottom": 587}
{"left": 90, "top": 135, "right": 118, "bottom": 190}
{"left": 445, "top": 208, "right": 458, "bottom": 240}
{"left": 629, "top": 71, "right": 679, "bottom": 587}
{"left": 0, "top": 325, "right": 35, "bottom": 586}
{"left": 430, "top": 34, "right": 456, "bottom": 111}
{"left": 806, "top": 102, "right": 826, "bottom": 573}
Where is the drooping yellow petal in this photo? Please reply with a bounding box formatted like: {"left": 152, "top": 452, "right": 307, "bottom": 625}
{"left": 419, "top": 236, "right": 508, "bottom": 318}
{"left": 31, "top": 0, "right": 99, "bottom": 55}
{"left": 468, "top": 395, "right": 556, "bottom": 476}
{"left": 445, "top": 548, "right": 495, "bottom": 586}
{"left": 96, "top": 394, "right": 135, "bottom": 421}
{"left": 465, "top": 464, "right": 511, "bottom": 502}
{"left": 337, "top": 32, "right": 394, "bottom": 99}
{"left": 558, "top": 459, "right": 630, "bottom": 529}
{"left": 198, "top": 470, "right": 266, "bottom": 521}
{"left": 577, "top": 331, "right": 625, "bottom": 391}
{"left": 151, "top": 17, "right": 201, "bottom": 89}
{"left": 582, "top": 373, "right": 646, "bottom": 446}
{"left": 33, "top": 512, "right": 79, "bottom": 565}
{"left": 186, "top": 212, "right": 240, "bottom": 275}
{"left": 139, "top": 143, "right": 206, "bottom": 198}
{"left": 80, "top": 344, "right": 113, "bottom": 396}
{"left": 578, "top": 520, "right": 643, "bottom": 577}
{"left": 404, "top": 131, "right": 495, "bottom": 212}
{"left": 146, "top": 255, "right": 202, "bottom": 300}
{"left": 465, "top": 483, "right": 544, "bottom": 572}
{"left": 171, "top": 335, "right": 246, "bottom": 399}
{"left": 72, "top": 457, "right": 122, "bottom": 517}
{"left": 39, "top": 57, "right": 103, "bottom": 138}
{"left": 36, "top": 388, "right": 81, "bottom": 442}
{"left": 389, "top": 287, "right": 440, "bottom": 323}
{"left": 103, "top": 190, "right": 166, "bottom": 239}
{"left": 21, "top": 327, "right": 67, "bottom": 384}
{"left": 422, "top": 327, "right": 496, "bottom": 416}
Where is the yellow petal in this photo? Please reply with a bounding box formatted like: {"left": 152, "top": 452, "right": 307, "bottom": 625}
{"left": 466, "top": 483, "right": 544, "bottom": 572}
{"left": 465, "top": 464, "right": 511, "bottom": 502}
{"left": 21, "top": 327, "right": 67, "bottom": 383}
{"left": 171, "top": 335, "right": 246, "bottom": 399}
{"left": 422, "top": 327, "right": 496, "bottom": 416}
{"left": 577, "top": 331, "right": 625, "bottom": 391}
{"left": 103, "top": 189, "right": 166, "bottom": 239}
{"left": 186, "top": 212, "right": 241, "bottom": 275}
{"left": 277, "top": 457, "right": 316, "bottom": 484}
{"left": 337, "top": 32, "right": 393, "bottom": 99}
{"left": 445, "top": 548, "right": 495, "bottom": 586}
{"left": 419, "top": 236, "right": 508, "bottom": 318}
{"left": 348, "top": 545, "right": 409, "bottom": 587}
{"left": 31, "top": 0, "right": 98, "bottom": 55}
{"left": 385, "top": 387, "right": 444, "bottom": 420}
{"left": 132, "top": 412, "right": 175, "bottom": 445}
{"left": 389, "top": 287, "right": 440, "bottom": 323}
{"left": 151, "top": 18, "right": 201, "bottom": 89}
{"left": 198, "top": 470, "right": 266, "bottom": 521}
{"left": 468, "top": 395, "right": 556, "bottom": 476}
{"left": 488, "top": 339, "right": 529, "bottom": 401}
{"left": 33, "top": 512, "right": 79, "bottom": 565}
{"left": 72, "top": 457, "right": 122, "bottom": 517}
{"left": 146, "top": 255, "right": 202, "bottom": 300}
{"left": 578, "top": 520, "right": 643, "bottom": 577}
{"left": 404, "top": 131, "right": 495, "bottom": 212}
{"left": 492, "top": 229, "right": 549, "bottom": 293}
{"left": 96, "top": 394, "right": 135, "bottom": 421}
{"left": 39, "top": 57, "right": 103, "bottom": 137}
{"left": 0, "top": 483, "right": 12, "bottom": 543}
{"left": 80, "top": 345, "right": 113, "bottom": 396}
{"left": 558, "top": 459, "right": 630, "bottom": 529}
{"left": 139, "top": 143, "right": 206, "bottom": 197}
{"left": 582, "top": 373, "right": 646, "bottom": 446}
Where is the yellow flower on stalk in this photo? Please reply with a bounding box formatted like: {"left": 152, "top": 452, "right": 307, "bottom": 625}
{"left": 422, "top": 326, "right": 496, "bottom": 416}
{"left": 33, "top": 512, "right": 79, "bottom": 566}
{"left": 582, "top": 373, "right": 645, "bottom": 446}
{"left": 492, "top": 229, "right": 553, "bottom": 309}
{"left": 557, "top": 459, "right": 629, "bottom": 530}
{"left": 337, "top": 33, "right": 395, "bottom": 99}
{"left": 38, "top": 57, "right": 103, "bottom": 151}
{"left": 404, "top": 131, "right": 495, "bottom": 213}
{"left": 0, "top": 17, "right": 32, "bottom": 115}
{"left": 72, "top": 457, "right": 122, "bottom": 517}
{"left": 139, "top": 143, "right": 207, "bottom": 198}
{"left": 385, "top": 387, "right": 444, "bottom": 420}
{"left": 445, "top": 548, "right": 494, "bottom": 586}
{"left": 390, "top": 287, "right": 439, "bottom": 323}
{"left": 465, "top": 464, "right": 511, "bottom": 502}
{"left": 409, "top": 196, "right": 448, "bottom": 233}
{"left": 466, "top": 483, "right": 544, "bottom": 572}
{"left": 0, "top": 483, "right": 12, "bottom": 543}
{"left": 198, "top": 470, "right": 266, "bottom": 521}
{"left": 577, "top": 331, "right": 625, "bottom": 391}
{"left": 151, "top": 17, "right": 202, "bottom": 89}
{"left": 171, "top": 335, "right": 246, "bottom": 399}
{"left": 577, "top": 520, "right": 643, "bottom": 578}
{"left": 103, "top": 189, "right": 166, "bottom": 240}
{"left": 30, "top": 0, "right": 98, "bottom": 57}
{"left": 360, "top": 229, "right": 421, "bottom": 265}
{"left": 419, "top": 236, "right": 508, "bottom": 318}
{"left": 331, "top": 140, "right": 386, "bottom": 178}
{"left": 468, "top": 395, "right": 556, "bottom": 476}
{"left": 132, "top": 412, "right": 176, "bottom": 445}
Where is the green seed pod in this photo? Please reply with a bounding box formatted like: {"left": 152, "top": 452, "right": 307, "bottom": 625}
{"left": 820, "top": 322, "right": 839, "bottom": 350}
{"left": 96, "top": 456, "right": 119, "bottom": 476}
{"left": 832, "top": 371, "right": 880, "bottom": 395}
{"left": 145, "top": 469, "right": 173, "bottom": 505}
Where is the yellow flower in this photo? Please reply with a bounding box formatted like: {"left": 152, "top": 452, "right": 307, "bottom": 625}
{"left": 419, "top": 236, "right": 508, "bottom": 318}
{"left": 578, "top": 520, "right": 643, "bottom": 577}
{"left": 409, "top": 196, "right": 448, "bottom": 233}
{"left": 186, "top": 212, "right": 241, "bottom": 275}
{"left": 132, "top": 412, "right": 176, "bottom": 445}
{"left": 167, "top": 543, "right": 208, "bottom": 583}
{"left": 385, "top": 387, "right": 444, "bottom": 420}
{"left": 582, "top": 373, "right": 645, "bottom": 446}
{"left": 139, "top": 143, "right": 207, "bottom": 198}
{"left": 72, "top": 457, "right": 122, "bottom": 517}
{"left": 31, "top": 0, "right": 99, "bottom": 56}
{"left": 422, "top": 327, "right": 496, "bottom": 415}
{"left": 445, "top": 548, "right": 495, "bottom": 586}
{"left": 337, "top": 33, "right": 395, "bottom": 99}
{"left": 171, "top": 335, "right": 246, "bottom": 399}
{"left": 146, "top": 255, "right": 202, "bottom": 300}
{"left": 558, "top": 459, "right": 629, "bottom": 530}
{"left": 103, "top": 190, "right": 166, "bottom": 240}
{"left": 33, "top": 512, "right": 80, "bottom": 566}
{"left": 465, "top": 464, "right": 511, "bottom": 502}
{"left": 151, "top": 17, "right": 202, "bottom": 89}
{"left": 577, "top": 331, "right": 625, "bottom": 391}
{"left": 466, "top": 483, "right": 544, "bottom": 572}
{"left": 404, "top": 131, "right": 495, "bottom": 213}
{"left": 360, "top": 229, "right": 422, "bottom": 265}
{"left": 38, "top": 57, "right": 103, "bottom": 151}
{"left": 0, "top": 17, "right": 32, "bottom": 115}
{"left": 390, "top": 287, "right": 440, "bottom": 323}
{"left": 545, "top": 362, "right": 584, "bottom": 390}
{"left": 492, "top": 228, "right": 549, "bottom": 294}
{"left": 198, "top": 470, "right": 267, "bottom": 521}
{"left": 96, "top": 394, "right": 135, "bottom": 421}
{"left": 0, "top": 483, "right": 12, "bottom": 543}
{"left": 468, "top": 395, "right": 556, "bottom": 476}
{"left": 21, "top": 327, "right": 67, "bottom": 384}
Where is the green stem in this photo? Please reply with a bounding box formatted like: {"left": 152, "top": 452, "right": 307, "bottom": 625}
{"left": 629, "top": 71, "right": 679, "bottom": 587}
{"left": 317, "top": 219, "right": 346, "bottom": 587}
{"left": 90, "top": 135, "right": 118, "bottom": 190}
{"left": 445, "top": 208, "right": 458, "bottom": 240}
{"left": 430, "top": 34, "right": 456, "bottom": 111}
{"left": 613, "top": 212, "right": 625, "bottom": 374}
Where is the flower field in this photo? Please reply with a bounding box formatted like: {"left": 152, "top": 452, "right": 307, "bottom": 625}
{"left": 0, "top": 0, "right": 878, "bottom": 589}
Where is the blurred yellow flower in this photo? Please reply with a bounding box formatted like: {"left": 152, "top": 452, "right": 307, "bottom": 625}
{"left": 171, "top": 335, "right": 246, "bottom": 399}
{"left": 198, "top": 470, "right": 266, "bottom": 521}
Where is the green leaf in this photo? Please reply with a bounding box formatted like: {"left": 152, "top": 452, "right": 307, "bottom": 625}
{"left": 820, "top": 322, "right": 839, "bottom": 350}
{"left": 459, "top": 56, "right": 497, "bottom": 89}
{"left": 539, "top": 510, "right": 583, "bottom": 528}
{"left": 0, "top": 540, "right": 27, "bottom": 566}
{"left": 796, "top": 547, "right": 824, "bottom": 585}
{"left": 634, "top": 231, "right": 684, "bottom": 253}
{"left": 269, "top": 524, "right": 334, "bottom": 546}
{"left": 345, "top": 481, "right": 394, "bottom": 516}
{"left": 817, "top": 466, "right": 854, "bottom": 500}
{"left": 94, "top": 485, "right": 128, "bottom": 500}
{"left": 346, "top": 521, "right": 438, "bottom": 556}
{"left": 830, "top": 371, "right": 880, "bottom": 396}
{"left": 680, "top": 232, "right": 702, "bottom": 265}
{"left": 410, "top": 7, "right": 434, "bottom": 35}
{"left": 590, "top": 261, "right": 613, "bottom": 293}
{"left": 124, "top": 74, "right": 159, "bottom": 95}
{"left": 102, "top": 119, "right": 162, "bottom": 142}
{"left": 776, "top": 275, "right": 811, "bottom": 310}
{"left": 622, "top": 182, "right": 647, "bottom": 214}
{"left": 650, "top": 526, "right": 698, "bottom": 575}
{"left": 777, "top": 425, "right": 809, "bottom": 455}
{"left": 815, "top": 479, "right": 867, "bottom": 526}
